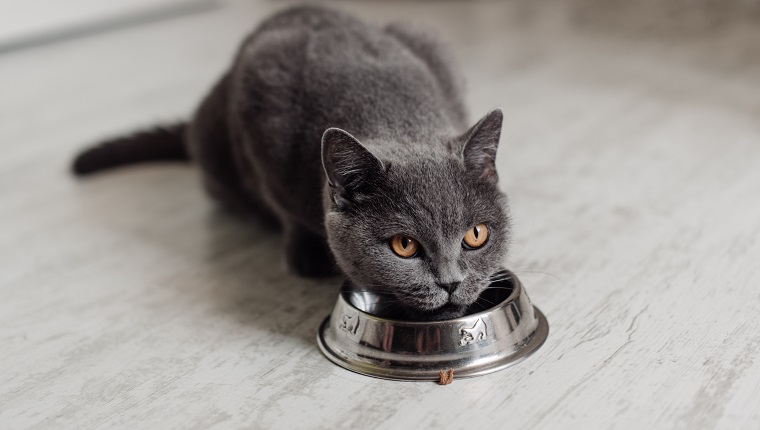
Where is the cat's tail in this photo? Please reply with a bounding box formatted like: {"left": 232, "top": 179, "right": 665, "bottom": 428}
{"left": 71, "top": 123, "right": 189, "bottom": 175}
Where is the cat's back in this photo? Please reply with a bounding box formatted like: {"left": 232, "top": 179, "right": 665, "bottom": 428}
{"left": 231, "top": 6, "right": 463, "bottom": 139}
{"left": 225, "top": 6, "right": 467, "bottom": 233}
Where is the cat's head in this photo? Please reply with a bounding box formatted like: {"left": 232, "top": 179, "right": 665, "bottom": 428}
{"left": 321, "top": 109, "right": 510, "bottom": 321}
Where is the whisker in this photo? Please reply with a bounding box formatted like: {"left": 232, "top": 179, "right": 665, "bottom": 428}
{"left": 476, "top": 296, "right": 496, "bottom": 306}
{"left": 511, "top": 269, "right": 565, "bottom": 284}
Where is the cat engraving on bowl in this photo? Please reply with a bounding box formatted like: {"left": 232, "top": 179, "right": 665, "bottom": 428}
{"left": 339, "top": 313, "right": 360, "bottom": 336}
{"left": 459, "top": 318, "right": 488, "bottom": 346}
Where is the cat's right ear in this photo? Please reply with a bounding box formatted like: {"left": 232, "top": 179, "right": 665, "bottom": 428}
{"left": 460, "top": 109, "right": 503, "bottom": 184}
{"left": 321, "top": 128, "right": 384, "bottom": 208}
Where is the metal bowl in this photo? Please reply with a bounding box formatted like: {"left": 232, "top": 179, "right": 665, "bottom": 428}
{"left": 317, "top": 270, "right": 548, "bottom": 381}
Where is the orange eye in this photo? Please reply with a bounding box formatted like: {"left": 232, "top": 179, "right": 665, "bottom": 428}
{"left": 463, "top": 223, "right": 488, "bottom": 249}
{"left": 390, "top": 235, "right": 420, "bottom": 258}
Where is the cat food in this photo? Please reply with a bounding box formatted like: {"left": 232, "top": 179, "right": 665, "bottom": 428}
{"left": 438, "top": 369, "right": 454, "bottom": 385}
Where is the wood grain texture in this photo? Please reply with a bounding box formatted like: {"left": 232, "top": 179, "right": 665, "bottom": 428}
{"left": 1, "top": 1, "right": 759, "bottom": 428}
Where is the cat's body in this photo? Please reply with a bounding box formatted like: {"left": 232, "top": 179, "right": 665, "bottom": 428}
{"left": 73, "top": 6, "right": 511, "bottom": 320}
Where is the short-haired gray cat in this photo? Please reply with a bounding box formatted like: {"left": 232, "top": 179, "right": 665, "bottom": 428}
{"left": 73, "top": 6, "right": 511, "bottom": 321}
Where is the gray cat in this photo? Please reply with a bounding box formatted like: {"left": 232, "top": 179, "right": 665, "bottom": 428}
{"left": 72, "top": 6, "right": 511, "bottom": 321}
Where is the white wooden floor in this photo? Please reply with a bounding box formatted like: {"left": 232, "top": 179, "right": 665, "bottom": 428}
{"left": 2, "top": 1, "right": 760, "bottom": 428}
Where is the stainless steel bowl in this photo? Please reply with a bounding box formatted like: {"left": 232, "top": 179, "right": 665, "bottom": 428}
{"left": 317, "top": 270, "right": 548, "bottom": 381}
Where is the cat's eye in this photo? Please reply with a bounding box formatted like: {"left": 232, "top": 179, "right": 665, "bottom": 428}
{"left": 390, "top": 235, "right": 420, "bottom": 258}
{"left": 462, "top": 223, "right": 489, "bottom": 249}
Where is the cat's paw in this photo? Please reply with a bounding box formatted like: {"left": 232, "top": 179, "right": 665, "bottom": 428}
{"left": 284, "top": 226, "right": 341, "bottom": 277}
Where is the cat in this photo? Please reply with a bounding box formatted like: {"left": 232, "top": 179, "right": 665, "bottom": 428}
{"left": 459, "top": 318, "right": 488, "bottom": 346}
{"left": 72, "top": 6, "right": 511, "bottom": 321}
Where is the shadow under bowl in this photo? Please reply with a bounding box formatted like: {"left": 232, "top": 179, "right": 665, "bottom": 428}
{"left": 317, "top": 270, "right": 549, "bottom": 381}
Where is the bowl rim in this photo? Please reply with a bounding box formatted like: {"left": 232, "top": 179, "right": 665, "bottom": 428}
{"left": 317, "top": 306, "right": 548, "bottom": 381}
{"left": 337, "top": 269, "right": 522, "bottom": 324}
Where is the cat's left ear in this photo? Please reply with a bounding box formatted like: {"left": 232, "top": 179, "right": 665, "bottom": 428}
{"left": 322, "top": 127, "right": 385, "bottom": 208}
{"left": 460, "top": 108, "right": 503, "bottom": 183}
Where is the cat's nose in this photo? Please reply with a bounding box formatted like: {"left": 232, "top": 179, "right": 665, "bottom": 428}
{"left": 436, "top": 281, "right": 461, "bottom": 294}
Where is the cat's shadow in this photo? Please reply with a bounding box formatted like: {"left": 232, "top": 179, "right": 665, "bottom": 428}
{"left": 73, "top": 166, "right": 342, "bottom": 347}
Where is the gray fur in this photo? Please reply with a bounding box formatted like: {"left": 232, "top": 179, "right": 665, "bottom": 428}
{"left": 93, "top": 6, "right": 513, "bottom": 320}
{"left": 187, "top": 6, "right": 511, "bottom": 320}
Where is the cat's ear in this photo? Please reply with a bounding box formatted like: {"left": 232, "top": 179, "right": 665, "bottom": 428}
{"left": 460, "top": 108, "right": 503, "bottom": 183}
{"left": 322, "top": 128, "right": 384, "bottom": 207}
